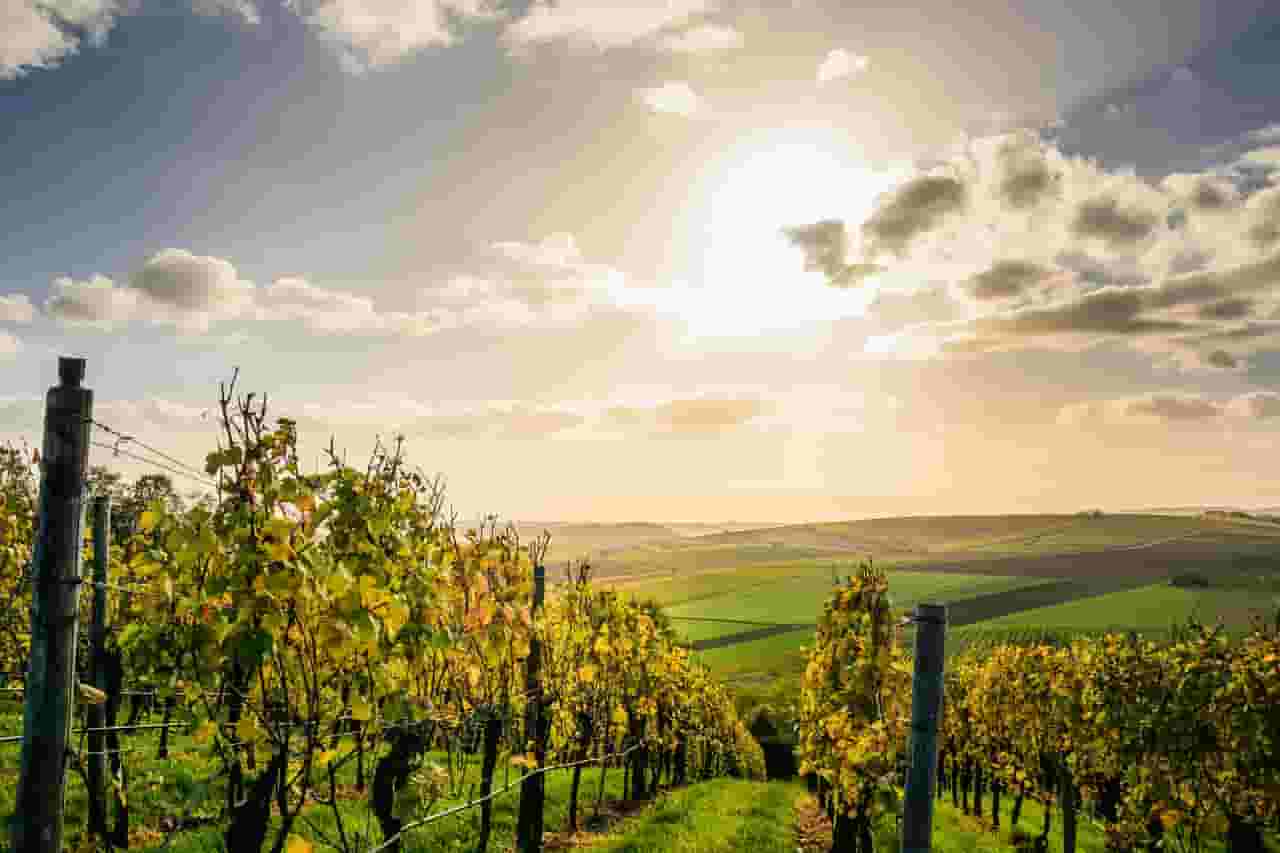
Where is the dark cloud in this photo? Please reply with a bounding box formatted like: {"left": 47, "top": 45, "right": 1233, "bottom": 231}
{"left": 1054, "top": 251, "right": 1149, "bottom": 288}
{"left": 782, "top": 220, "right": 884, "bottom": 287}
{"left": 1198, "top": 298, "right": 1253, "bottom": 321}
{"left": 1204, "top": 349, "right": 1240, "bottom": 368}
{"left": 966, "top": 260, "right": 1051, "bottom": 301}
{"left": 972, "top": 287, "right": 1185, "bottom": 338}
{"left": 994, "top": 138, "right": 1060, "bottom": 209}
{"left": 1123, "top": 394, "right": 1222, "bottom": 421}
{"left": 1147, "top": 250, "right": 1280, "bottom": 310}
{"left": 861, "top": 175, "right": 967, "bottom": 257}
{"left": 1189, "top": 178, "right": 1236, "bottom": 211}
{"left": 1070, "top": 197, "right": 1161, "bottom": 248}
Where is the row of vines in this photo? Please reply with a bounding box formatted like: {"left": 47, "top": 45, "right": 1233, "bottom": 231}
{"left": 797, "top": 563, "right": 1279, "bottom": 853}
{"left": 0, "top": 380, "right": 764, "bottom": 852}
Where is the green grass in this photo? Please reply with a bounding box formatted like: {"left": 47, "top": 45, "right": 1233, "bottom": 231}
{"left": 600, "top": 779, "right": 800, "bottom": 853}
{"left": 672, "top": 572, "right": 1050, "bottom": 626}
{"left": 967, "top": 583, "right": 1279, "bottom": 634}
{"left": 694, "top": 628, "right": 815, "bottom": 680}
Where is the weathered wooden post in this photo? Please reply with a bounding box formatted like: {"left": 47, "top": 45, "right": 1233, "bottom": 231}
{"left": 901, "top": 603, "right": 947, "bottom": 853}
{"left": 516, "top": 561, "right": 547, "bottom": 853}
{"left": 10, "top": 357, "right": 94, "bottom": 853}
{"left": 87, "top": 494, "right": 111, "bottom": 845}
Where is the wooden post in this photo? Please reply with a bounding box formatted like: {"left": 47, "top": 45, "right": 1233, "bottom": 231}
{"left": 515, "top": 561, "right": 547, "bottom": 853}
{"left": 87, "top": 494, "right": 111, "bottom": 845}
{"left": 10, "top": 357, "right": 93, "bottom": 853}
{"left": 901, "top": 603, "right": 947, "bottom": 853}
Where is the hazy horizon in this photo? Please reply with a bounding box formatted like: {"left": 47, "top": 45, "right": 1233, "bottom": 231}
{"left": 5, "top": 2, "right": 1280, "bottom": 523}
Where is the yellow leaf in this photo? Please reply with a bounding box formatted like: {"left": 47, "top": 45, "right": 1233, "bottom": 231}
{"left": 236, "top": 714, "right": 257, "bottom": 744}
{"left": 265, "top": 540, "right": 293, "bottom": 562}
{"left": 578, "top": 664, "right": 597, "bottom": 684}
{"left": 193, "top": 721, "right": 218, "bottom": 744}
{"left": 350, "top": 697, "right": 373, "bottom": 722}
{"left": 466, "top": 664, "right": 482, "bottom": 689}
{"left": 285, "top": 836, "right": 313, "bottom": 853}
{"left": 78, "top": 683, "right": 107, "bottom": 705}
{"left": 139, "top": 510, "right": 158, "bottom": 532}
{"left": 1159, "top": 810, "right": 1181, "bottom": 831}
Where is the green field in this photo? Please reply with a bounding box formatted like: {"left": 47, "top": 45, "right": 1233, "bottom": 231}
{"left": 590, "top": 513, "right": 1280, "bottom": 682}
{"left": 961, "top": 582, "right": 1280, "bottom": 634}
{"left": 666, "top": 571, "right": 1052, "bottom": 628}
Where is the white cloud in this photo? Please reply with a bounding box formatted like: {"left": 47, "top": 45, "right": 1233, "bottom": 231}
{"left": 258, "top": 276, "right": 448, "bottom": 336}
{"left": 190, "top": 0, "right": 262, "bottom": 25}
{"left": 130, "top": 248, "right": 255, "bottom": 332}
{"left": 492, "top": 233, "right": 584, "bottom": 269}
{"left": 44, "top": 274, "right": 140, "bottom": 329}
{"left": 638, "top": 80, "right": 703, "bottom": 117}
{"left": 659, "top": 24, "right": 741, "bottom": 53}
{"left": 288, "top": 0, "right": 494, "bottom": 71}
{"left": 505, "top": 0, "right": 716, "bottom": 50}
{"left": 0, "top": 295, "right": 36, "bottom": 325}
{"left": 816, "top": 48, "right": 869, "bottom": 85}
{"left": 1, "top": 0, "right": 118, "bottom": 79}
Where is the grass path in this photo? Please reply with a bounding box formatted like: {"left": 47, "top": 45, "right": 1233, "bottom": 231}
{"left": 598, "top": 779, "right": 801, "bottom": 853}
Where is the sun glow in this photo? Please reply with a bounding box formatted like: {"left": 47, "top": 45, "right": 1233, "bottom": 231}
{"left": 674, "top": 128, "right": 905, "bottom": 337}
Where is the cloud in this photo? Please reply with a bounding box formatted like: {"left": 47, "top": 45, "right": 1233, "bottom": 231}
{"left": 1, "top": 0, "right": 118, "bottom": 79}
{"left": 861, "top": 175, "right": 967, "bottom": 257}
{"left": 95, "top": 397, "right": 213, "bottom": 428}
{"left": 603, "top": 395, "right": 771, "bottom": 437}
{"left": 190, "top": 0, "right": 261, "bottom": 24}
{"left": 1069, "top": 197, "right": 1160, "bottom": 249}
{"left": 637, "top": 80, "right": 703, "bottom": 117}
{"left": 1062, "top": 390, "right": 1280, "bottom": 426}
{"left": 258, "top": 277, "right": 447, "bottom": 336}
{"left": 492, "top": 232, "right": 584, "bottom": 270}
{"left": 506, "top": 0, "right": 715, "bottom": 50}
{"left": 993, "top": 135, "right": 1062, "bottom": 210}
{"left": 1124, "top": 393, "right": 1222, "bottom": 422}
{"left": 1204, "top": 349, "right": 1239, "bottom": 369}
{"left": 409, "top": 404, "right": 586, "bottom": 440}
{"left": 781, "top": 220, "right": 883, "bottom": 288}
{"left": 46, "top": 251, "right": 448, "bottom": 337}
{"left": 780, "top": 127, "right": 1280, "bottom": 368}
{"left": 965, "top": 260, "right": 1052, "bottom": 301}
{"left": 130, "top": 248, "right": 255, "bottom": 331}
{"left": 288, "top": 0, "right": 493, "bottom": 71}
{"left": 1058, "top": 393, "right": 1223, "bottom": 426}
{"left": 0, "top": 295, "right": 35, "bottom": 325}
{"left": 1198, "top": 298, "right": 1253, "bottom": 321}
{"left": 659, "top": 24, "right": 741, "bottom": 53}
{"left": 816, "top": 48, "right": 869, "bottom": 84}
{"left": 44, "top": 274, "right": 140, "bottom": 329}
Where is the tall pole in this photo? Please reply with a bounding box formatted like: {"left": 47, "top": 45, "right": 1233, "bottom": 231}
{"left": 10, "top": 357, "right": 94, "bottom": 853}
{"left": 901, "top": 603, "right": 947, "bottom": 853}
{"left": 516, "top": 561, "right": 547, "bottom": 853}
{"left": 87, "top": 494, "right": 111, "bottom": 845}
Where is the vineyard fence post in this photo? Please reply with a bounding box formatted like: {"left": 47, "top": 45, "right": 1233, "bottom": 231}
{"left": 87, "top": 494, "right": 111, "bottom": 844}
{"left": 901, "top": 603, "right": 947, "bottom": 853}
{"left": 9, "top": 357, "right": 94, "bottom": 853}
{"left": 516, "top": 561, "right": 547, "bottom": 853}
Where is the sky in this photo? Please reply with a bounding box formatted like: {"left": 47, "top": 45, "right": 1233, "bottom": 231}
{"left": 4, "top": 0, "right": 1280, "bottom": 523}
